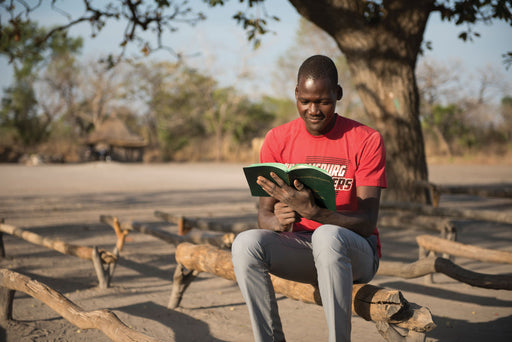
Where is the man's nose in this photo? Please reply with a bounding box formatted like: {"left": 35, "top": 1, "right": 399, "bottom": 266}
{"left": 308, "top": 103, "right": 320, "bottom": 114}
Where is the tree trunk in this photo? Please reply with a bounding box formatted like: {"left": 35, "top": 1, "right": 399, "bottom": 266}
{"left": 288, "top": 0, "right": 435, "bottom": 203}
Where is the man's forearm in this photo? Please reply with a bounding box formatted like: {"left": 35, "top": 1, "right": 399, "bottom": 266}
{"left": 307, "top": 207, "right": 376, "bottom": 237}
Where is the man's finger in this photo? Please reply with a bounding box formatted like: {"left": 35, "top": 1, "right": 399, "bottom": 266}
{"left": 269, "top": 172, "right": 287, "bottom": 186}
{"left": 293, "top": 179, "right": 304, "bottom": 191}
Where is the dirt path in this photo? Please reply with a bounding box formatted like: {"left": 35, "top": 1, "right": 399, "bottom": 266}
{"left": 0, "top": 162, "right": 511, "bottom": 342}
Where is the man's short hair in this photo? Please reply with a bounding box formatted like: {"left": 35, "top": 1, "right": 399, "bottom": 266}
{"left": 297, "top": 55, "right": 338, "bottom": 86}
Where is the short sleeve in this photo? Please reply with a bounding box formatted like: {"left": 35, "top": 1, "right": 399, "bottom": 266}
{"left": 260, "top": 129, "right": 280, "bottom": 163}
{"left": 355, "top": 131, "right": 387, "bottom": 188}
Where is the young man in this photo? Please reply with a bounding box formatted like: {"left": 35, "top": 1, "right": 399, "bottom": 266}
{"left": 232, "top": 55, "right": 387, "bottom": 342}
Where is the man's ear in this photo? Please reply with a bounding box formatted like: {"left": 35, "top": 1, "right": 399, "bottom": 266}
{"left": 337, "top": 85, "right": 343, "bottom": 101}
{"left": 295, "top": 85, "right": 299, "bottom": 99}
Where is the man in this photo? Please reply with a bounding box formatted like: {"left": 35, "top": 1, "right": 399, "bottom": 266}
{"left": 232, "top": 55, "right": 387, "bottom": 342}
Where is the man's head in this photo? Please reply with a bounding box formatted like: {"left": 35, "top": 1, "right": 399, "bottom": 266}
{"left": 295, "top": 55, "right": 343, "bottom": 136}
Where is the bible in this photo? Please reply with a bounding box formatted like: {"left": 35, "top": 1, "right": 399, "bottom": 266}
{"left": 243, "top": 163, "right": 336, "bottom": 211}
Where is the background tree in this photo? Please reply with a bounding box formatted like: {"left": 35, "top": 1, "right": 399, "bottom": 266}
{"left": 37, "top": 44, "right": 82, "bottom": 140}
{"left": 74, "top": 61, "right": 127, "bottom": 134}
{"left": 501, "top": 96, "right": 512, "bottom": 140}
{"left": 417, "top": 58, "right": 511, "bottom": 157}
{"left": 416, "top": 58, "right": 462, "bottom": 156}
{"left": 0, "top": 77, "right": 40, "bottom": 146}
{"left": 0, "top": 20, "right": 82, "bottom": 149}
{"left": 122, "top": 60, "right": 173, "bottom": 150}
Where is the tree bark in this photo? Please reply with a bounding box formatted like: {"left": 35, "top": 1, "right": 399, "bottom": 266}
{"left": 0, "top": 269, "right": 162, "bottom": 342}
{"left": 288, "top": 0, "right": 436, "bottom": 203}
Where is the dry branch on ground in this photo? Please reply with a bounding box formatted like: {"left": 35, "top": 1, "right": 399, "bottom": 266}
{"left": 0, "top": 269, "right": 162, "bottom": 342}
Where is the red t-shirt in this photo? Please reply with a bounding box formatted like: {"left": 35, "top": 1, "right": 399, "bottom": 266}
{"left": 260, "top": 114, "right": 387, "bottom": 257}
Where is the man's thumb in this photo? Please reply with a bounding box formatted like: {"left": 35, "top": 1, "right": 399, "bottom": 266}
{"left": 294, "top": 179, "right": 304, "bottom": 191}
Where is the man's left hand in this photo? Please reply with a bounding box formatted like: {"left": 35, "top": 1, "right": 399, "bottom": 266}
{"left": 256, "top": 172, "right": 319, "bottom": 218}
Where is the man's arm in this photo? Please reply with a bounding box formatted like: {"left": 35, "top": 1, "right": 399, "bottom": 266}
{"left": 256, "top": 173, "right": 381, "bottom": 237}
{"left": 307, "top": 185, "right": 381, "bottom": 237}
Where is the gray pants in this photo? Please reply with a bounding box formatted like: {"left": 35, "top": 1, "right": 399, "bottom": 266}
{"left": 231, "top": 225, "right": 379, "bottom": 342}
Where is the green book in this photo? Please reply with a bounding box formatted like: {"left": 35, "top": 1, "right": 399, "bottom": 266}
{"left": 243, "top": 162, "right": 336, "bottom": 211}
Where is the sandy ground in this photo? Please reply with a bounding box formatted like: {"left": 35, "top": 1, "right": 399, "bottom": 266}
{"left": 0, "top": 162, "right": 511, "bottom": 342}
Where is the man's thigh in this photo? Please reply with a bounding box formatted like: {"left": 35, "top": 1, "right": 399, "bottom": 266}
{"left": 256, "top": 230, "right": 318, "bottom": 284}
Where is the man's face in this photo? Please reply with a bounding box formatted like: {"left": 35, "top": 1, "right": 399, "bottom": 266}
{"left": 295, "top": 77, "right": 341, "bottom": 136}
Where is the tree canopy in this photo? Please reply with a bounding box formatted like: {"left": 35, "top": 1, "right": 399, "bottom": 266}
{"left": 1, "top": 1, "right": 510, "bottom": 63}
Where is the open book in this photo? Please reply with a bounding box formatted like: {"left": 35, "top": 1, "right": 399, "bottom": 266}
{"left": 243, "top": 163, "right": 336, "bottom": 211}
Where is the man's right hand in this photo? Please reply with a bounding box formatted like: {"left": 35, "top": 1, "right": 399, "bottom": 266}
{"left": 274, "top": 202, "right": 301, "bottom": 232}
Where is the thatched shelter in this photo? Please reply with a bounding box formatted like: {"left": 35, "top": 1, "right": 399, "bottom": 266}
{"left": 86, "top": 117, "right": 147, "bottom": 162}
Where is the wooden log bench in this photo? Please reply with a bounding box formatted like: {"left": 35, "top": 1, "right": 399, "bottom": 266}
{"left": 380, "top": 202, "right": 512, "bottom": 226}
{"left": 170, "top": 242, "right": 436, "bottom": 342}
{"left": 378, "top": 213, "right": 458, "bottom": 242}
{"left": 414, "top": 181, "right": 512, "bottom": 208}
{"left": 379, "top": 201, "right": 512, "bottom": 252}
{"left": 154, "top": 210, "right": 256, "bottom": 236}
{"left": 0, "top": 268, "right": 162, "bottom": 342}
{"left": 0, "top": 221, "right": 127, "bottom": 289}
{"left": 100, "top": 215, "right": 235, "bottom": 249}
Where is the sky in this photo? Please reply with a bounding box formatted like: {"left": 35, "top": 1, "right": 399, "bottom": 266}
{"left": 1, "top": 0, "right": 511, "bottom": 101}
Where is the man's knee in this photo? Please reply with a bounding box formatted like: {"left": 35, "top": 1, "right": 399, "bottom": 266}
{"left": 311, "top": 225, "right": 350, "bottom": 247}
{"left": 232, "top": 229, "right": 268, "bottom": 267}
{"left": 311, "top": 225, "right": 354, "bottom": 262}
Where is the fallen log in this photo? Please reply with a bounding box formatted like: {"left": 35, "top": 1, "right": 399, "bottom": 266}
{"left": 381, "top": 202, "right": 512, "bottom": 225}
{"left": 434, "top": 184, "right": 512, "bottom": 199}
{"left": 154, "top": 210, "right": 255, "bottom": 235}
{"left": 171, "top": 242, "right": 436, "bottom": 337}
{"left": 416, "top": 234, "right": 512, "bottom": 264}
{"left": 100, "top": 215, "right": 234, "bottom": 249}
{"left": 378, "top": 213, "right": 457, "bottom": 241}
{"left": 0, "top": 223, "right": 118, "bottom": 289}
{"left": 377, "top": 256, "right": 512, "bottom": 290}
{"left": 0, "top": 268, "right": 162, "bottom": 342}
{"left": 414, "top": 181, "right": 512, "bottom": 209}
